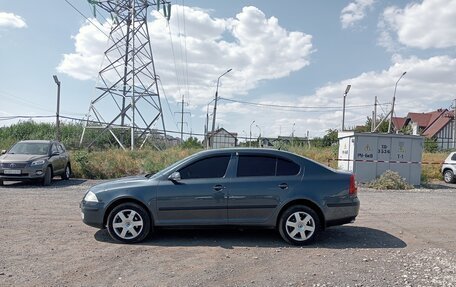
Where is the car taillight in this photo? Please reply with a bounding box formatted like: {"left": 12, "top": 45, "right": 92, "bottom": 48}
{"left": 349, "top": 174, "right": 357, "bottom": 196}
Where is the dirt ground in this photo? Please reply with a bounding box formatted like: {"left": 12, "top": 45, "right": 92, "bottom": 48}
{"left": 0, "top": 179, "right": 455, "bottom": 287}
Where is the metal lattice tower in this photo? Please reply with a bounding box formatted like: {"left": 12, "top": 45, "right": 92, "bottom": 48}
{"left": 80, "top": 0, "right": 171, "bottom": 150}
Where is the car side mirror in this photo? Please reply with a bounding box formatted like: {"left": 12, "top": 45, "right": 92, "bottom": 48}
{"left": 168, "top": 171, "right": 181, "bottom": 182}
{"left": 1, "top": 150, "right": 6, "bottom": 155}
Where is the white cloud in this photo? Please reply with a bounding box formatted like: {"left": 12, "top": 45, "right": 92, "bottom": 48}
{"left": 380, "top": 0, "right": 456, "bottom": 49}
{"left": 0, "top": 12, "right": 27, "bottom": 29}
{"left": 57, "top": 5, "right": 314, "bottom": 105}
{"left": 340, "top": 0, "right": 375, "bottom": 29}
{"left": 215, "top": 55, "right": 456, "bottom": 138}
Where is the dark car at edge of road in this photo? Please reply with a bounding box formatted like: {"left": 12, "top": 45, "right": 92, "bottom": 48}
{"left": 0, "top": 140, "right": 71, "bottom": 186}
{"left": 80, "top": 148, "right": 359, "bottom": 245}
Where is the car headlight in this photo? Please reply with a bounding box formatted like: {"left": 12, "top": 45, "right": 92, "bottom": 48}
{"left": 84, "top": 191, "right": 99, "bottom": 203}
{"left": 31, "top": 159, "right": 46, "bottom": 166}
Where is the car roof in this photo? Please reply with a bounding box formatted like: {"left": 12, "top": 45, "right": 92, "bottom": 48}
{"left": 18, "top": 140, "right": 54, "bottom": 144}
{"left": 195, "top": 148, "right": 296, "bottom": 156}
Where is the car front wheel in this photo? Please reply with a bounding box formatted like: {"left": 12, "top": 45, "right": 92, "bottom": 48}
{"left": 279, "top": 205, "right": 320, "bottom": 245}
{"left": 107, "top": 203, "right": 151, "bottom": 243}
{"left": 443, "top": 170, "right": 455, "bottom": 183}
{"left": 42, "top": 166, "right": 52, "bottom": 186}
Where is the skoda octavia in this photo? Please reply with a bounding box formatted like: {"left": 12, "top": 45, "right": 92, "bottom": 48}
{"left": 80, "top": 148, "right": 359, "bottom": 245}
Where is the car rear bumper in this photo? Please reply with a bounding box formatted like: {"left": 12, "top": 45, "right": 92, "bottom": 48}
{"left": 324, "top": 197, "right": 360, "bottom": 227}
{"left": 80, "top": 201, "right": 105, "bottom": 229}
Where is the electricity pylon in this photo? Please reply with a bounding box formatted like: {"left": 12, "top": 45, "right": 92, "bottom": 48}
{"left": 80, "top": 0, "right": 171, "bottom": 150}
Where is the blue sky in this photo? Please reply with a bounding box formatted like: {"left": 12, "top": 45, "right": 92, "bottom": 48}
{"left": 1, "top": 0, "right": 456, "bottom": 140}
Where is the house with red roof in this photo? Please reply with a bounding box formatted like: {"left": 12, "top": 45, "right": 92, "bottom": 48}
{"left": 392, "top": 109, "right": 455, "bottom": 149}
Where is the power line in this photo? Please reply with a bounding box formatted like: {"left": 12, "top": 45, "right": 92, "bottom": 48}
{"left": 219, "top": 97, "right": 389, "bottom": 111}
{"left": 64, "top": 0, "right": 109, "bottom": 37}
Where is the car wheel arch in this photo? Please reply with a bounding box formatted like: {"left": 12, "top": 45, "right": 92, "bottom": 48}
{"left": 103, "top": 197, "right": 154, "bottom": 228}
{"left": 276, "top": 199, "right": 325, "bottom": 230}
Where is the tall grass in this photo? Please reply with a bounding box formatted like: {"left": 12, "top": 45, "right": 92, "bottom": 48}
{"left": 71, "top": 147, "right": 201, "bottom": 179}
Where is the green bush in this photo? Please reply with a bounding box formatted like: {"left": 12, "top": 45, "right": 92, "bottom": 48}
{"left": 366, "top": 170, "right": 413, "bottom": 190}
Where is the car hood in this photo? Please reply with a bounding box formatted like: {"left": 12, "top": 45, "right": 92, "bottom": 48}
{"left": 0, "top": 154, "right": 46, "bottom": 162}
{"left": 89, "top": 175, "right": 156, "bottom": 193}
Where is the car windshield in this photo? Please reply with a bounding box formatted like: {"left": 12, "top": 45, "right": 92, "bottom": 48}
{"left": 8, "top": 142, "right": 50, "bottom": 155}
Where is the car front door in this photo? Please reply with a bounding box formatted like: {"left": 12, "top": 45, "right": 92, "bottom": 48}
{"left": 228, "top": 153, "right": 302, "bottom": 224}
{"left": 155, "top": 154, "right": 232, "bottom": 226}
{"left": 49, "top": 143, "right": 64, "bottom": 173}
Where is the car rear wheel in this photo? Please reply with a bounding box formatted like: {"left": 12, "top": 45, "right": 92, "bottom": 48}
{"left": 107, "top": 203, "right": 151, "bottom": 243}
{"left": 61, "top": 164, "right": 71, "bottom": 180}
{"left": 42, "top": 166, "right": 52, "bottom": 186}
{"left": 443, "top": 170, "right": 455, "bottom": 183}
{"left": 279, "top": 205, "right": 320, "bottom": 245}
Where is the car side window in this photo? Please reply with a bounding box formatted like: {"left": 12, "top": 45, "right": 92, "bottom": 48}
{"left": 179, "top": 156, "right": 230, "bottom": 179}
{"left": 237, "top": 155, "right": 276, "bottom": 177}
{"left": 276, "top": 157, "right": 300, "bottom": 176}
{"left": 451, "top": 153, "right": 456, "bottom": 161}
{"left": 51, "top": 144, "right": 59, "bottom": 155}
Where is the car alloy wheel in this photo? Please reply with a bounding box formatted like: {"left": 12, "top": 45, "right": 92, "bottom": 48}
{"left": 279, "top": 205, "right": 320, "bottom": 245}
{"left": 107, "top": 203, "right": 151, "bottom": 243}
{"left": 444, "top": 170, "right": 454, "bottom": 183}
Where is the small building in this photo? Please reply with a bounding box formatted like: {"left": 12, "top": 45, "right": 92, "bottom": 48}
{"left": 338, "top": 132, "right": 424, "bottom": 186}
{"left": 206, "top": 128, "right": 238, "bottom": 149}
{"left": 393, "top": 109, "right": 454, "bottom": 149}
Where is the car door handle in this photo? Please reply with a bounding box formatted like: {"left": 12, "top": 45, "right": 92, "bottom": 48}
{"left": 213, "top": 185, "right": 225, "bottom": 192}
{"left": 278, "top": 183, "right": 288, "bottom": 190}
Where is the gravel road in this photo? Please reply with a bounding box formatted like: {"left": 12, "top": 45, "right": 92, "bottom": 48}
{"left": 0, "top": 179, "right": 455, "bottom": 287}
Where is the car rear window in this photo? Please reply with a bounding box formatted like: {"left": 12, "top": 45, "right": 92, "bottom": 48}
{"left": 237, "top": 155, "right": 300, "bottom": 177}
{"left": 276, "top": 158, "right": 300, "bottom": 176}
{"left": 237, "top": 155, "right": 276, "bottom": 177}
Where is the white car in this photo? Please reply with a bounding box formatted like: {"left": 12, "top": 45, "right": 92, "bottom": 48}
{"left": 441, "top": 152, "right": 456, "bottom": 183}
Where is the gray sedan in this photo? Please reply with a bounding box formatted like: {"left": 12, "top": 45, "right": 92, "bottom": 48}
{"left": 0, "top": 140, "right": 71, "bottom": 186}
{"left": 80, "top": 148, "right": 359, "bottom": 245}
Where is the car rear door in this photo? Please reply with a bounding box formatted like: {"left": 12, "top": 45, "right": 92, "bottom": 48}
{"left": 227, "top": 153, "right": 302, "bottom": 224}
{"left": 155, "top": 153, "right": 233, "bottom": 226}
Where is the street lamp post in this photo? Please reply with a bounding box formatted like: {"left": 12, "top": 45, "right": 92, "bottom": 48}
{"left": 249, "top": 120, "right": 255, "bottom": 147}
{"left": 388, "top": 72, "right": 407, "bottom": 133}
{"left": 210, "top": 68, "right": 232, "bottom": 147}
{"left": 256, "top": 124, "right": 262, "bottom": 147}
{"left": 205, "top": 99, "right": 215, "bottom": 149}
{"left": 342, "top": 84, "right": 351, "bottom": 131}
{"left": 53, "top": 75, "right": 61, "bottom": 141}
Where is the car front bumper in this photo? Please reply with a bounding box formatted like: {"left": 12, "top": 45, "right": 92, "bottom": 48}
{"left": 0, "top": 165, "right": 46, "bottom": 181}
{"left": 80, "top": 200, "right": 106, "bottom": 229}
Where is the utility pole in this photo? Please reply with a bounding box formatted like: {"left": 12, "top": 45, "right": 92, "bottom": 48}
{"left": 342, "top": 85, "right": 351, "bottom": 131}
{"left": 175, "top": 95, "right": 190, "bottom": 142}
{"left": 372, "top": 96, "right": 377, "bottom": 132}
{"left": 211, "top": 68, "right": 232, "bottom": 147}
{"left": 52, "top": 75, "right": 61, "bottom": 141}
{"left": 453, "top": 99, "right": 456, "bottom": 148}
